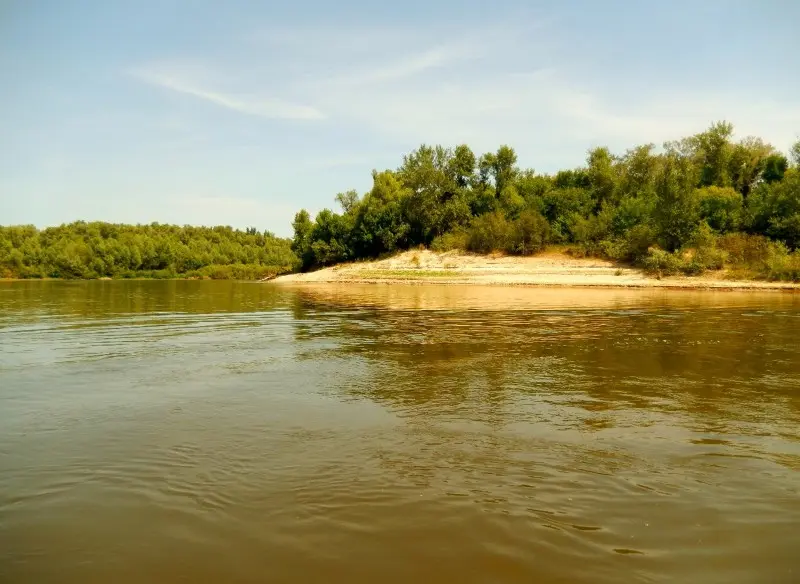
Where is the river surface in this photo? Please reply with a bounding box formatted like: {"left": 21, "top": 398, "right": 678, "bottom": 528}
{"left": 1, "top": 281, "right": 799, "bottom": 584}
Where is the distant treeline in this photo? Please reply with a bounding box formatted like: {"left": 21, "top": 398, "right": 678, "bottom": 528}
{"left": 4, "top": 122, "right": 800, "bottom": 281}
{"left": 0, "top": 222, "right": 297, "bottom": 279}
{"left": 292, "top": 122, "right": 800, "bottom": 280}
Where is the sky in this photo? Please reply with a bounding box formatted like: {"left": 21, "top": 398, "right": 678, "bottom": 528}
{"left": 1, "top": 0, "right": 799, "bottom": 236}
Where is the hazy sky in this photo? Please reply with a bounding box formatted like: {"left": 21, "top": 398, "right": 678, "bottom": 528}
{"left": 2, "top": 0, "right": 799, "bottom": 235}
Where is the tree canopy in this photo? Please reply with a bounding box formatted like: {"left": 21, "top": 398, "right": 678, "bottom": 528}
{"left": 291, "top": 122, "right": 800, "bottom": 277}
{"left": 0, "top": 222, "right": 296, "bottom": 279}
{"left": 3, "top": 121, "right": 799, "bottom": 281}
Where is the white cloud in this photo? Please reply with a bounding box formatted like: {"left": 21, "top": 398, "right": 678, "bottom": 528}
{"left": 310, "top": 60, "right": 800, "bottom": 161}
{"left": 322, "top": 43, "right": 474, "bottom": 86}
{"left": 131, "top": 67, "right": 325, "bottom": 120}
{"left": 544, "top": 85, "right": 800, "bottom": 150}
{"left": 132, "top": 19, "right": 800, "bottom": 169}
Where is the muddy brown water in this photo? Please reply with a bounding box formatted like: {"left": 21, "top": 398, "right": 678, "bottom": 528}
{"left": 1, "top": 281, "right": 798, "bottom": 583}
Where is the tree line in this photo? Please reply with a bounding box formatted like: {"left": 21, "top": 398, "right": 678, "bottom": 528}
{"left": 3, "top": 121, "right": 799, "bottom": 281}
{"left": 292, "top": 122, "right": 800, "bottom": 280}
{"left": 0, "top": 222, "right": 297, "bottom": 279}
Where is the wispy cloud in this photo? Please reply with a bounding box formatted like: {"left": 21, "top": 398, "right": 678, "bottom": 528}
{"left": 544, "top": 82, "right": 800, "bottom": 148}
{"left": 131, "top": 18, "right": 800, "bottom": 170}
{"left": 321, "top": 43, "right": 473, "bottom": 86}
{"left": 131, "top": 68, "right": 325, "bottom": 120}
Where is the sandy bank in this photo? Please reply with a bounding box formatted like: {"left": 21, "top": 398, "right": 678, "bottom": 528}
{"left": 273, "top": 250, "right": 799, "bottom": 290}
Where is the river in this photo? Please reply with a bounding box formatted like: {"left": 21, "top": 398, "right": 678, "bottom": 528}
{"left": 1, "top": 281, "right": 798, "bottom": 583}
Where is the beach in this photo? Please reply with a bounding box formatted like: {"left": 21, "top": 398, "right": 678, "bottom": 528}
{"left": 273, "top": 250, "right": 799, "bottom": 290}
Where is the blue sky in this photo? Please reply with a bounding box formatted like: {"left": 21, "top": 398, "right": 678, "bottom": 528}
{"left": 2, "top": 0, "right": 799, "bottom": 236}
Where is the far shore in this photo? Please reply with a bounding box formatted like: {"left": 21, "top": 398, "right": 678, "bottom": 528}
{"left": 272, "top": 250, "right": 800, "bottom": 291}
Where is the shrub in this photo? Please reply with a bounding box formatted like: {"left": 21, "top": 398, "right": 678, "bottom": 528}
{"left": 746, "top": 170, "right": 800, "bottom": 248}
{"left": 697, "top": 186, "right": 743, "bottom": 233}
{"left": 430, "top": 229, "right": 469, "bottom": 252}
{"left": 466, "top": 212, "right": 511, "bottom": 253}
{"left": 639, "top": 244, "right": 727, "bottom": 278}
{"left": 618, "top": 224, "right": 658, "bottom": 261}
{"left": 716, "top": 233, "right": 773, "bottom": 265}
{"left": 641, "top": 248, "right": 683, "bottom": 277}
{"left": 508, "top": 210, "right": 550, "bottom": 255}
{"left": 612, "top": 196, "right": 654, "bottom": 235}
{"left": 570, "top": 204, "right": 614, "bottom": 245}
{"left": 682, "top": 247, "right": 728, "bottom": 275}
{"left": 762, "top": 245, "right": 800, "bottom": 281}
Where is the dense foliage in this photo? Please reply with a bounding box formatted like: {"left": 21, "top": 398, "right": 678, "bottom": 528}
{"left": 293, "top": 122, "right": 800, "bottom": 280}
{"left": 3, "top": 121, "right": 799, "bottom": 281}
{"left": 0, "top": 222, "right": 297, "bottom": 279}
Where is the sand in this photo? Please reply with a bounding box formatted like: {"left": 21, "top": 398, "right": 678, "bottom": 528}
{"left": 272, "top": 250, "right": 798, "bottom": 290}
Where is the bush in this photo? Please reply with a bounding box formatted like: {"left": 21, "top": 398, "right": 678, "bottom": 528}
{"left": 508, "top": 210, "right": 550, "bottom": 255}
{"left": 466, "top": 212, "right": 511, "bottom": 253}
{"left": 641, "top": 248, "right": 683, "bottom": 277}
{"left": 640, "top": 238, "right": 727, "bottom": 278}
{"left": 682, "top": 246, "right": 728, "bottom": 275}
{"left": 764, "top": 251, "right": 800, "bottom": 281}
{"left": 715, "top": 233, "right": 798, "bottom": 280}
{"left": 570, "top": 204, "right": 614, "bottom": 245}
{"left": 746, "top": 170, "right": 800, "bottom": 248}
{"left": 697, "top": 186, "right": 743, "bottom": 233}
{"left": 716, "top": 233, "right": 773, "bottom": 265}
{"left": 617, "top": 224, "right": 658, "bottom": 261}
{"left": 612, "top": 196, "right": 654, "bottom": 235}
{"left": 465, "top": 210, "right": 550, "bottom": 255}
{"left": 753, "top": 242, "right": 800, "bottom": 281}
{"left": 430, "top": 229, "right": 469, "bottom": 252}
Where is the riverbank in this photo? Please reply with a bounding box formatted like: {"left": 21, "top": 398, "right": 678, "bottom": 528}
{"left": 273, "top": 250, "right": 800, "bottom": 290}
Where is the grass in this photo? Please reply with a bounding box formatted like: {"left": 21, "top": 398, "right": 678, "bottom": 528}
{"left": 357, "top": 269, "right": 461, "bottom": 279}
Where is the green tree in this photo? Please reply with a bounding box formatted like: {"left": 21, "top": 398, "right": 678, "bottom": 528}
{"left": 466, "top": 212, "right": 511, "bottom": 253}
{"left": 728, "top": 136, "right": 774, "bottom": 196}
{"left": 493, "top": 145, "right": 518, "bottom": 197}
{"left": 478, "top": 146, "right": 519, "bottom": 197}
{"left": 696, "top": 186, "right": 743, "bottom": 233}
{"left": 540, "top": 187, "right": 594, "bottom": 242}
{"left": 654, "top": 154, "right": 701, "bottom": 251}
{"left": 0, "top": 222, "right": 296, "bottom": 279}
{"left": 586, "top": 146, "right": 618, "bottom": 207}
{"left": 762, "top": 154, "right": 788, "bottom": 184}
{"left": 308, "top": 210, "right": 354, "bottom": 267}
{"left": 449, "top": 144, "right": 477, "bottom": 188}
{"left": 747, "top": 169, "right": 800, "bottom": 248}
{"left": 509, "top": 210, "right": 550, "bottom": 255}
{"left": 351, "top": 171, "right": 411, "bottom": 256}
{"left": 695, "top": 121, "right": 735, "bottom": 187}
{"left": 335, "top": 190, "right": 361, "bottom": 213}
{"left": 791, "top": 140, "right": 800, "bottom": 167}
{"left": 617, "top": 144, "right": 657, "bottom": 198}
{"left": 398, "top": 145, "right": 465, "bottom": 244}
{"left": 666, "top": 121, "right": 734, "bottom": 188}
{"left": 291, "top": 210, "right": 315, "bottom": 268}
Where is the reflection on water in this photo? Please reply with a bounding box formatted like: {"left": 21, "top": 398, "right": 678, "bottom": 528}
{"left": 1, "top": 281, "right": 799, "bottom": 584}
